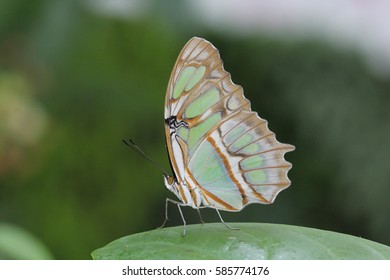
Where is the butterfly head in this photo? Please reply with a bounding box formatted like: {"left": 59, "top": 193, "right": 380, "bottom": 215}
{"left": 163, "top": 174, "right": 176, "bottom": 191}
{"left": 164, "top": 174, "right": 184, "bottom": 200}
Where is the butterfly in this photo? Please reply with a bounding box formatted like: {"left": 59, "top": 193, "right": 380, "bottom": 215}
{"left": 154, "top": 37, "right": 294, "bottom": 235}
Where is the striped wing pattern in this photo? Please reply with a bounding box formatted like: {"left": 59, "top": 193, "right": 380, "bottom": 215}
{"left": 164, "top": 37, "right": 294, "bottom": 211}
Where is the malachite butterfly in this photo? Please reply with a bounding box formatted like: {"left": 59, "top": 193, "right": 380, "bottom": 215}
{"left": 160, "top": 37, "right": 294, "bottom": 235}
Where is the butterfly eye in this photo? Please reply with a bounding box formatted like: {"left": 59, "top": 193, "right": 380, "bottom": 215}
{"left": 167, "top": 176, "right": 174, "bottom": 185}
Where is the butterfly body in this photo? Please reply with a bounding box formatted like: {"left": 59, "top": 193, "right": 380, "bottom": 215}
{"left": 163, "top": 37, "right": 294, "bottom": 216}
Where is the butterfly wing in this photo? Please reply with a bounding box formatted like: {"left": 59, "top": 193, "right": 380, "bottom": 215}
{"left": 164, "top": 37, "right": 294, "bottom": 211}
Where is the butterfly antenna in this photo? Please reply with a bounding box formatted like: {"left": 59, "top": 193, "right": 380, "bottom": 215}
{"left": 122, "top": 139, "right": 169, "bottom": 176}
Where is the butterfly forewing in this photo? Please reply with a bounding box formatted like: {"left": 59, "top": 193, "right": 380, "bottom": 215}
{"left": 164, "top": 37, "right": 294, "bottom": 211}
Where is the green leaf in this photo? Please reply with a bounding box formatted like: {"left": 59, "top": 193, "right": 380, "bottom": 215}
{"left": 91, "top": 223, "right": 390, "bottom": 260}
{"left": 0, "top": 223, "right": 53, "bottom": 260}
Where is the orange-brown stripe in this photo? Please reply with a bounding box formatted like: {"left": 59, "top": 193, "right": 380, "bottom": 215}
{"left": 207, "top": 136, "right": 249, "bottom": 206}
{"left": 248, "top": 186, "right": 269, "bottom": 203}
{"left": 198, "top": 186, "right": 237, "bottom": 211}
{"left": 187, "top": 184, "right": 198, "bottom": 206}
{"left": 186, "top": 167, "right": 236, "bottom": 211}
{"left": 176, "top": 181, "right": 188, "bottom": 204}
{"left": 185, "top": 168, "right": 206, "bottom": 208}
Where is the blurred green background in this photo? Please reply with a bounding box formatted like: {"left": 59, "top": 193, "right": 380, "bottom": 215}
{"left": 1, "top": 0, "right": 390, "bottom": 259}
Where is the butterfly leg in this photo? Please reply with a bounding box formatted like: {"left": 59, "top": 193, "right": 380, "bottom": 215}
{"left": 196, "top": 208, "right": 205, "bottom": 224}
{"left": 176, "top": 203, "right": 187, "bottom": 236}
{"left": 157, "top": 198, "right": 171, "bottom": 229}
{"left": 158, "top": 198, "right": 187, "bottom": 236}
{"left": 215, "top": 209, "right": 239, "bottom": 231}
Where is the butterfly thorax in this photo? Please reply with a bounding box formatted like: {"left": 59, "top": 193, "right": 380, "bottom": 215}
{"left": 163, "top": 174, "right": 204, "bottom": 209}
